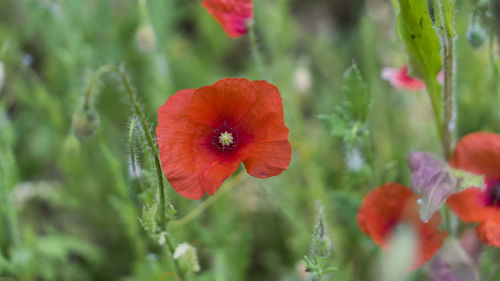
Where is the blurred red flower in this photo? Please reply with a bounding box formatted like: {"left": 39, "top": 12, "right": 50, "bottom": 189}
{"left": 357, "top": 183, "right": 447, "bottom": 270}
{"left": 202, "top": 0, "right": 253, "bottom": 38}
{"left": 156, "top": 78, "right": 291, "bottom": 200}
{"left": 447, "top": 132, "right": 500, "bottom": 247}
{"left": 381, "top": 66, "right": 444, "bottom": 91}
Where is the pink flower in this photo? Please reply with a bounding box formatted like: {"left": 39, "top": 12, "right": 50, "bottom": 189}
{"left": 382, "top": 66, "right": 445, "bottom": 91}
{"left": 202, "top": 0, "right": 253, "bottom": 38}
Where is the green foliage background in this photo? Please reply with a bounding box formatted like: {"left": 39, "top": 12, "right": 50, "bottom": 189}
{"left": 0, "top": 0, "right": 499, "bottom": 280}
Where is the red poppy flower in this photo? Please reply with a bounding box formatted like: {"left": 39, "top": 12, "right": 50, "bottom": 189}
{"left": 447, "top": 132, "right": 500, "bottom": 247}
{"left": 156, "top": 78, "right": 291, "bottom": 200}
{"left": 202, "top": 0, "right": 253, "bottom": 38}
{"left": 381, "top": 66, "right": 444, "bottom": 91}
{"left": 357, "top": 183, "right": 447, "bottom": 270}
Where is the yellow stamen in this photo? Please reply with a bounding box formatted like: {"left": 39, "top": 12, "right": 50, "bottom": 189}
{"left": 218, "top": 131, "right": 233, "bottom": 146}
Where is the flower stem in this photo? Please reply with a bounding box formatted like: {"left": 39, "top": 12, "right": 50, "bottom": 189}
{"left": 138, "top": 0, "right": 149, "bottom": 24}
{"left": 489, "top": 0, "right": 499, "bottom": 100}
{"left": 170, "top": 171, "right": 246, "bottom": 228}
{"left": 248, "top": 23, "right": 265, "bottom": 78}
{"left": 433, "top": 0, "right": 456, "bottom": 161}
{"left": 442, "top": 37, "right": 455, "bottom": 161}
{"left": 83, "top": 65, "right": 185, "bottom": 278}
{"left": 83, "top": 65, "right": 167, "bottom": 229}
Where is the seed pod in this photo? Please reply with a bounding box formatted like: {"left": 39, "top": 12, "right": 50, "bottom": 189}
{"left": 72, "top": 106, "right": 100, "bottom": 138}
{"left": 466, "top": 23, "right": 486, "bottom": 48}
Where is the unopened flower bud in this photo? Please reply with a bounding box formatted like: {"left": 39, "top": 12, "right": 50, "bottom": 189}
{"left": 72, "top": 106, "right": 99, "bottom": 138}
{"left": 173, "top": 242, "right": 201, "bottom": 273}
{"left": 64, "top": 133, "right": 81, "bottom": 155}
{"left": 135, "top": 23, "right": 156, "bottom": 53}
{"left": 467, "top": 23, "right": 486, "bottom": 48}
{"left": 311, "top": 215, "right": 333, "bottom": 258}
{"left": 311, "top": 235, "right": 333, "bottom": 258}
{"left": 0, "top": 61, "right": 4, "bottom": 91}
{"left": 294, "top": 65, "right": 312, "bottom": 94}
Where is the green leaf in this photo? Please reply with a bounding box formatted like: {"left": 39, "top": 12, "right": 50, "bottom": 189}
{"left": 342, "top": 64, "right": 370, "bottom": 123}
{"left": 318, "top": 114, "right": 349, "bottom": 137}
{"left": 392, "top": 0, "right": 443, "bottom": 133}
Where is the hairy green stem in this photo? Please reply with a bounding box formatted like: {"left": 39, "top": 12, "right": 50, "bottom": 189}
{"left": 83, "top": 65, "right": 185, "bottom": 278}
{"left": 83, "top": 65, "right": 166, "bottom": 228}
{"left": 442, "top": 37, "right": 455, "bottom": 161}
{"left": 434, "top": 0, "right": 456, "bottom": 160}
{"left": 489, "top": 0, "right": 499, "bottom": 96}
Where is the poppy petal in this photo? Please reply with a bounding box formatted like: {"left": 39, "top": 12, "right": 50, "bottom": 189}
{"left": 476, "top": 210, "right": 500, "bottom": 247}
{"left": 381, "top": 67, "right": 426, "bottom": 91}
{"left": 188, "top": 78, "right": 257, "bottom": 127}
{"left": 243, "top": 140, "right": 291, "bottom": 178}
{"left": 200, "top": 160, "right": 242, "bottom": 195}
{"left": 413, "top": 212, "right": 448, "bottom": 270}
{"left": 450, "top": 132, "right": 500, "bottom": 178}
{"left": 237, "top": 81, "right": 291, "bottom": 177}
{"left": 358, "top": 183, "right": 446, "bottom": 270}
{"left": 202, "top": 0, "right": 253, "bottom": 38}
{"left": 357, "top": 183, "right": 413, "bottom": 247}
{"left": 157, "top": 89, "right": 213, "bottom": 199}
{"left": 447, "top": 188, "right": 491, "bottom": 223}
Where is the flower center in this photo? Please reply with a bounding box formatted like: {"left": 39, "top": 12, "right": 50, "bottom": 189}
{"left": 485, "top": 178, "right": 500, "bottom": 206}
{"left": 211, "top": 121, "right": 239, "bottom": 152}
{"left": 219, "top": 131, "right": 234, "bottom": 146}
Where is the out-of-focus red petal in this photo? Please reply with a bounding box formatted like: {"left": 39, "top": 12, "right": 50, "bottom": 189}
{"left": 202, "top": 0, "right": 253, "bottom": 38}
{"left": 476, "top": 210, "right": 500, "bottom": 247}
{"left": 381, "top": 66, "right": 426, "bottom": 91}
{"left": 357, "top": 183, "right": 413, "bottom": 247}
{"left": 188, "top": 78, "right": 257, "bottom": 127}
{"left": 358, "top": 183, "right": 446, "bottom": 270}
{"left": 157, "top": 89, "right": 213, "bottom": 199}
{"left": 450, "top": 132, "right": 500, "bottom": 178}
{"left": 238, "top": 81, "right": 291, "bottom": 177}
{"left": 412, "top": 210, "right": 448, "bottom": 270}
{"left": 447, "top": 188, "right": 492, "bottom": 223}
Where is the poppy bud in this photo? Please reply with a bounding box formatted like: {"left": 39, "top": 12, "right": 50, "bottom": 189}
{"left": 293, "top": 65, "right": 312, "bottom": 94}
{"left": 173, "top": 242, "right": 201, "bottom": 273}
{"left": 72, "top": 106, "right": 100, "bottom": 138}
{"left": 135, "top": 23, "right": 156, "bottom": 53}
{"left": 466, "top": 23, "right": 486, "bottom": 48}
{"left": 64, "top": 133, "right": 81, "bottom": 155}
{"left": 311, "top": 213, "right": 333, "bottom": 258}
{"left": 0, "top": 61, "right": 4, "bottom": 91}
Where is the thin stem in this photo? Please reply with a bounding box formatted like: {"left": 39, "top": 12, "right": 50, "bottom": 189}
{"left": 84, "top": 64, "right": 182, "bottom": 277}
{"left": 489, "top": 0, "right": 499, "bottom": 98}
{"left": 138, "top": 0, "right": 149, "bottom": 24}
{"left": 170, "top": 171, "right": 246, "bottom": 228}
{"left": 83, "top": 65, "right": 167, "bottom": 229}
{"left": 434, "top": 0, "right": 456, "bottom": 160}
{"left": 248, "top": 23, "right": 265, "bottom": 78}
{"left": 442, "top": 37, "right": 455, "bottom": 160}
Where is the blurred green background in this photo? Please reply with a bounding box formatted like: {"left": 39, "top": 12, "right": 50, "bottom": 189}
{"left": 0, "top": 0, "right": 499, "bottom": 280}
